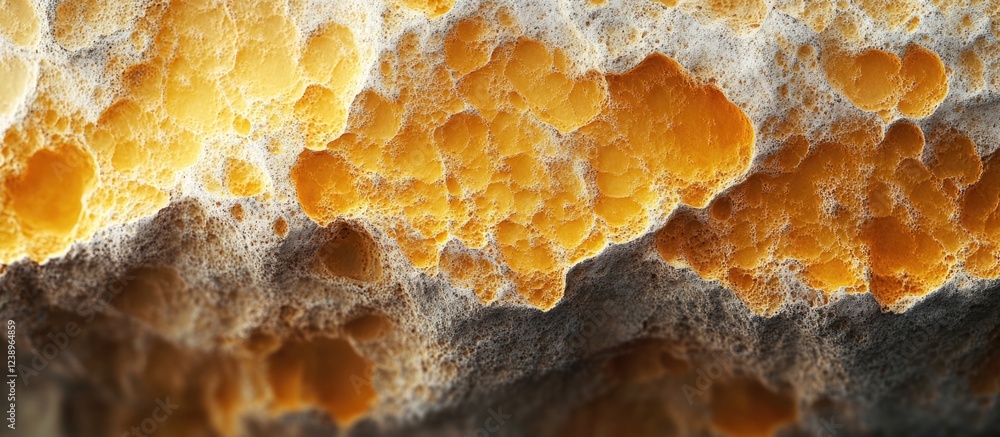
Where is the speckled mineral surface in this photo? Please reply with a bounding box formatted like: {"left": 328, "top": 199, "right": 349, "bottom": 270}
{"left": 1, "top": 0, "right": 1000, "bottom": 435}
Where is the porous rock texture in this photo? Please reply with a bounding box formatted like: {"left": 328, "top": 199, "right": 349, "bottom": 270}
{"left": 2, "top": 0, "right": 1000, "bottom": 436}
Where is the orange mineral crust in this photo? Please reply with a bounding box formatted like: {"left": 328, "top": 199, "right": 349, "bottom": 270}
{"left": 3, "top": 0, "right": 1000, "bottom": 436}
{"left": 656, "top": 121, "right": 996, "bottom": 314}
{"left": 1, "top": 0, "right": 759, "bottom": 311}
{"left": 292, "top": 20, "right": 754, "bottom": 309}
{"left": 1, "top": 0, "right": 997, "bottom": 316}
{"left": 823, "top": 44, "right": 949, "bottom": 118}
{"left": 0, "top": 0, "right": 363, "bottom": 263}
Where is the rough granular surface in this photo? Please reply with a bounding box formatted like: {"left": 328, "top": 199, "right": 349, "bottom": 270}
{"left": 2, "top": 0, "right": 1000, "bottom": 435}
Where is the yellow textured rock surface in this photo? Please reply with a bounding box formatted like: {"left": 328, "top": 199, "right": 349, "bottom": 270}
{"left": 54, "top": 0, "right": 142, "bottom": 50}
{"left": 3, "top": 1, "right": 1000, "bottom": 435}
{"left": 959, "top": 47, "right": 986, "bottom": 91}
{"left": 683, "top": 0, "right": 770, "bottom": 33}
{"left": 656, "top": 121, "right": 994, "bottom": 313}
{"left": 0, "top": 0, "right": 363, "bottom": 263}
{"left": 0, "top": 56, "right": 32, "bottom": 119}
{"left": 0, "top": 0, "right": 995, "bottom": 321}
{"left": 856, "top": 0, "right": 921, "bottom": 30}
{"left": 225, "top": 158, "right": 267, "bottom": 197}
{"left": 291, "top": 15, "right": 753, "bottom": 308}
{"left": 400, "top": 0, "right": 457, "bottom": 18}
{"left": 898, "top": 45, "right": 951, "bottom": 117}
{"left": 0, "top": 0, "right": 41, "bottom": 47}
{"left": 824, "top": 44, "right": 948, "bottom": 118}
{"left": 6, "top": 142, "right": 96, "bottom": 237}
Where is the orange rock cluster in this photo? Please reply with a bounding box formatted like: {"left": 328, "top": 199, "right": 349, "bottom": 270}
{"left": 823, "top": 45, "right": 949, "bottom": 118}
{"left": 2, "top": 0, "right": 364, "bottom": 263}
{"left": 293, "top": 14, "right": 754, "bottom": 309}
{"left": 657, "top": 121, "right": 998, "bottom": 313}
{"left": 0, "top": 0, "right": 994, "bottom": 317}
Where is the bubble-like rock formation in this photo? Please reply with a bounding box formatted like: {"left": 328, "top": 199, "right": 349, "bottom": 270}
{"left": 2, "top": 0, "right": 1000, "bottom": 436}
{"left": 657, "top": 121, "right": 997, "bottom": 314}
{"left": 823, "top": 44, "right": 948, "bottom": 117}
